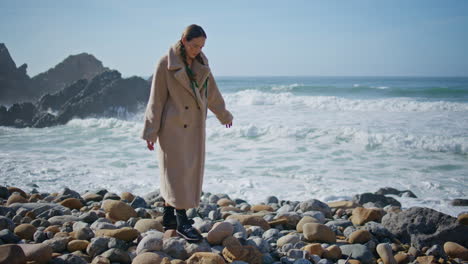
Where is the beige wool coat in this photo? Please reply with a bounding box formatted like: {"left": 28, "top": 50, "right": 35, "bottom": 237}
{"left": 140, "top": 42, "right": 233, "bottom": 209}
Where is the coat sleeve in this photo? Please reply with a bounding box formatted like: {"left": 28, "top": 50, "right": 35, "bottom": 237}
{"left": 140, "top": 59, "right": 168, "bottom": 142}
{"left": 207, "top": 73, "right": 233, "bottom": 125}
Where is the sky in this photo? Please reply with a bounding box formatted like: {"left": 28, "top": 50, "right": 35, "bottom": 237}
{"left": 1, "top": 0, "right": 468, "bottom": 77}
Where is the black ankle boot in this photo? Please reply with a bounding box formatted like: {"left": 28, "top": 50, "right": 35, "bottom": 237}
{"left": 175, "top": 209, "right": 202, "bottom": 242}
{"left": 162, "top": 206, "right": 177, "bottom": 231}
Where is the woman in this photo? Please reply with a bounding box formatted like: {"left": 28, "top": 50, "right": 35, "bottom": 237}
{"left": 140, "top": 24, "right": 233, "bottom": 242}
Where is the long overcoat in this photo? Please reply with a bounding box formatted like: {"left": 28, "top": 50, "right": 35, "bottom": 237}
{"left": 140, "top": 42, "right": 233, "bottom": 209}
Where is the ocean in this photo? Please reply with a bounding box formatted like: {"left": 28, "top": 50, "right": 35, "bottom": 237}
{"left": 1, "top": 76, "right": 467, "bottom": 216}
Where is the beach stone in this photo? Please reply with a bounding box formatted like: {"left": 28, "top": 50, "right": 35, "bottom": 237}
{"left": 351, "top": 207, "right": 384, "bottom": 226}
{"left": 353, "top": 193, "right": 401, "bottom": 208}
{"left": 83, "top": 192, "right": 103, "bottom": 202}
{"left": 16, "top": 243, "right": 53, "bottom": 264}
{"left": 340, "top": 244, "right": 375, "bottom": 264}
{"left": 297, "top": 199, "right": 332, "bottom": 218}
{"left": 43, "top": 237, "right": 70, "bottom": 252}
{"left": 0, "top": 186, "right": 9, "bottom": 199}
{"left": 7, "top": 187, "right": 27, "bottom": 198}
{"left": 87, "top": 237, "right": 110, "bottom": 258}
{"left": 132, "top": 252, "right": 164, "bottom": 264}
{"left": 164, "top": 229, "right": 179, "bottom": 239}
{"left": 163, "top": 237, "right": 188, "bottom": 260}
{"left": 425, "top": 244, "right": 446, "bottom": 258}
{"left": 294, "top": 260, "right": 312, "bottom": 264}
{"left": 136, "top": 233, "right": 164, "bottom": 254}
{"left": 275, "top": 212, "right": 302, "bottom": 229}
{"left": 246, "top": 226, "right": 264, "bottom": 237}
{"left": 327, "top": 201, "right": 359, "bottom": 210}
{"left": 67, "top": 240, "right": 90, "bottom": 252}
{"left": 457, "top": 213, "right": 468, "bottom": 225}
{"left": 207, "top": 221, "right": 234, "bottom": 245}
{"left": 394, "top": 252, "right": 409, "bottom": 264}
{"left": 56, "top": 253, "right": 88, "bottom": 264}
{"left": 323, "top": 244, "right": 342, "bottom": 260}
{"left": 262, "top": 228, "right": 280, "bottom": 243}
{"left": 415, "top": 256, "right": 437, "bottom": 264}
{"left": 443, "top": 242, "right": 468, "bottom": 261}
{"left": 91, "top": 255, "right": 111, "bottom": 264}
{"left": 349, "top": 230, "right": 372, "bottom": 244}
{"left": 0, "top": 229, "right": 21, "bottom": 243}
{"left": 6, "top": 192, "right": 28, "bottom": 205}
{"left": 277, "top": 234, "right": 301, "bottom": 247}
{"left": 91, "top": 221, "right": 116, "bottom": 231}
{"left": 48, "top": 215, "right": 81, "bottom": 225}
{"left": 287, "top": 248, "right": 310, "bottom": 259}
{"left": 218, "top": 198, "right": 236, "bottom": 207}
{"left": 186, "top": 252, "right": 226, "bottom": 263}
{"left": 193, "top": 217, "right": 213, "bottom": 233}
{"left": 297, "top": 216, "right": 321, "bottom": 232}
{"left": 220, "top": 206, "right": 242, "bottom": 213}
{"left": 59, "top": 198, "right": 83, "bottom": 210}
{"left": 95, "top": 227, "right": 139, "bottom": 242}
{"left": 9, "top": 203, "right": 71, "bottom": 216}
{"left": 246, "top": 236, "right": 270, "bottom": 253}
{"left": 0, "top": 244, "right": 26, "bottom": 264}
{"left": 251, "top": 204, "right": 274, "bottom": 212}
{"left": 303, "top": 223, "right": 336, "bottom": 243}
{"left": 375, "top": 187, "right": 416, "bottom": 198}
{"left": 266, "top": 196, "right": 279, "bottom": 204}
{"left": 33, "top": 230, "right": 48, "bottom": 242}
{"left": 14, "top": 223, "right": 37, "bottom": 240}
{"left": 101, "top": 200, "right": 137, "bottom": 221}
{"left": 75, "top": 226, "right": 95, "bottom": 240}
{"left": 131, "top": 196, "right": 148, "bottom": 209}
{"left": 303, "top": 211, "right": 326, "bottom": 224}
{"left": 381, "top": 207, "right": 468, "bottom": 249}
{"left": 99, "top": 248, "right": 131, "bottom": 264}
{"left": 222, "top": 245, "right": 262, "bottom": 264}
{"left": 120, "top": 192, "right": 135, "bottom": 202}
{"left": 134, "top": 218, "right": 163, "bottom": 233}
{"left": 0, "top": 216, "right": 15, "bottom": 231}
{"left": 302, "top": 243, "right": 324, "bottom": 257}
{"left": 226, "top": 214, "right": 270, "bottom": 230}
{"left": 362, "top": 221, "right": 393, "bottom": 240}
{"left": 376, "top": 243, "right": 397, "bottom": 264}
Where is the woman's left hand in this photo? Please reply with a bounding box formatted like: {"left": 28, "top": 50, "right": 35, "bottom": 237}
{"left": 225, "top": 122, "right": 232, "bottom": 128}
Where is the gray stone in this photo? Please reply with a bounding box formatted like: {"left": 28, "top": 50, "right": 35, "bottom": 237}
{"left": 303, "top": 211, "right": 326, "bottom": 224}
{"left": 48, "top": 215, "right": 81, "bottom": 225}
{"left": 108, "top": 237, "right": 128, "bottom": 250}
{"left": 79, "top": 211, "right": 98, "bottom": 223}
{"left": 60, "top": 187, "right": 82, "bottom": 200}
{"left": 375, "top": 187, "right": 417, "bottom": 198}
{"left": 91, "top": 220, "right": 116, "bottom": 230}
{"left": 247, "top": 236, "right": 270, "bottom": 253}
{"left": 87, "top": 237, "right": 110, "bottom": 258}
{"left": 0, "top": 186, "right": 9, "bottom": 199}
{"left": 57, "top": 253, "right": 88, "bottom": 264}
{"left": 184, "top": 239, "right": 212, "bottom": 256}
{"left": 75, "top": 226, "right": 95, "bottom": 241}
{"left": 362, "top": 221, "right": 393, "bottom": 241}
{"left": 425, "top": 244, "right": 446, "bottom": 259}
{"left": 100, "top": 248, "right": 131, "bottom": 264}
{"left": 186, "top": 208, "right": 198, "bottom": 218}
{"left": 343, "top": 226, "right": 357, "bottom": 238}
{"left": 340, "top": 244, "right": 375, "bottom": 264}
{"left": 43, "top": 237, "right": 69, "bottom": 252}
{"left": 8, "top": 202, "right": 71, "bottom": 216}
{"left": 263, "top": 228, "right": 281, "bottom": 243}
{"left": 277, "top": 204, "right": 295, "bottom": 214}
{"left": 247, "top": 226, "right": 265, "bottom": 237}
{"left": 294, "top": 259, "right": 313, "bottom": 264}
{"left": 33, "top": 230, "right": 48, "bottom": 243}
{"left": 287, "top": 249, "right": 309, "bottom": 259}
{"left": 317, "top": 259, "right": 333, "bottom": 264}
{"left": 381, "top": 207, "right": 468, "bottom": 249}
{"left": 136, "top": 233, "right": 163, "bottom": 254}
{"left": 192, "top": 217, "right": 213, "bottom": 233}
{"left": 130, "top": 196, "right": 147, "bottom": 209}
{"left": 325, "top": 219, "right": 353, "bottom": 229}
{"left": 209, "top": 194, "right": 220, "bottom": 204}
{"left": 353, "top": 193, "right": 401, "bottom": 208}
{"left": 295, "top": 199, "right": 332, "bottom": 218}
{"left": 197, "top": 203, "right": 217, "bottom": 218}
{"left": 266, "top": 196, "right": 279, "bottom": 204}
{"left": 225, "top": 218, "right": 246, "bottom": 236}
{"left": 103, "top": 192, "right": 120, "bottom": 200}
{"left": 208, "top": 209, "right": 222, "bottom": 220}
{"left": 0, "top": 216, "right": 15, "bottom": 231}
{"left": 0, "top": 229, "right": 20, "bottom": 243}
{"left": 162, "top": 237, "right": 188, "bottom": 259}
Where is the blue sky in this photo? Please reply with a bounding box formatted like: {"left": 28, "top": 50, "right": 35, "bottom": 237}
{"left": 1, "top": 0, "right": 467, "bottom": 77}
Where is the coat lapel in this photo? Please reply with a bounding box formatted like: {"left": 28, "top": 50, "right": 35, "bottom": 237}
{"left": 167, "top": 42, "right": 211, "bottom": 109}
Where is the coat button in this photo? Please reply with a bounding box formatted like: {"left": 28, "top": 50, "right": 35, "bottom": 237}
{"left": 185, "top": 106, "right": 189, "bottom": 110}
{"left": 184, "top": 124, "right": 187, "bottom": 128}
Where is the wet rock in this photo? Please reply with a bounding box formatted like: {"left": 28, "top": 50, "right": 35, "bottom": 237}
{"left": 381, "top": 207, "right": 468, "bottom": 249}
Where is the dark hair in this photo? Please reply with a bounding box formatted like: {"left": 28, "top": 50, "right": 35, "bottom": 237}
{"left": 179, "top": 24, "right": 207, "bottom": 81}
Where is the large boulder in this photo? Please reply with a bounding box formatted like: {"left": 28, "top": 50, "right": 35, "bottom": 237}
{"left": 381, "top": 207, "right": 468, "bottom": 249}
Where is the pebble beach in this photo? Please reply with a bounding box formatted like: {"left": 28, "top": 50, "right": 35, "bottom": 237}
{"left": 0, "top": 185, "right": 467, "bottom": 264}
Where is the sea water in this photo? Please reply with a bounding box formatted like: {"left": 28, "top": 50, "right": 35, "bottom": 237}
{"left": 1, "top": 76, "right": 467, "bottom": 216}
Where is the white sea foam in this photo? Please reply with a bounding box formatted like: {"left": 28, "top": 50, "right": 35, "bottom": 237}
{"left": 224, "top": 90, "right": 468, "bottom": 112}
{"left": 271, "top": 83, "right": 301, "bottom": 91}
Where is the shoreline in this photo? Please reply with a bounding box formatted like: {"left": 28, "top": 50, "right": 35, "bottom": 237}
{"left": 0, "top": 185, "right": 467, "bottom": 264}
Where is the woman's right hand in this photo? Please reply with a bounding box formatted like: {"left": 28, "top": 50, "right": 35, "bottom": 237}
{"left": 146, "top": 140, "right": 155, "bottom": 151}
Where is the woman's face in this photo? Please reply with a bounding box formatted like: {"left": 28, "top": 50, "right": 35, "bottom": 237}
{"left": 182, "top": 36, "right": 206, "bottom": 60}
